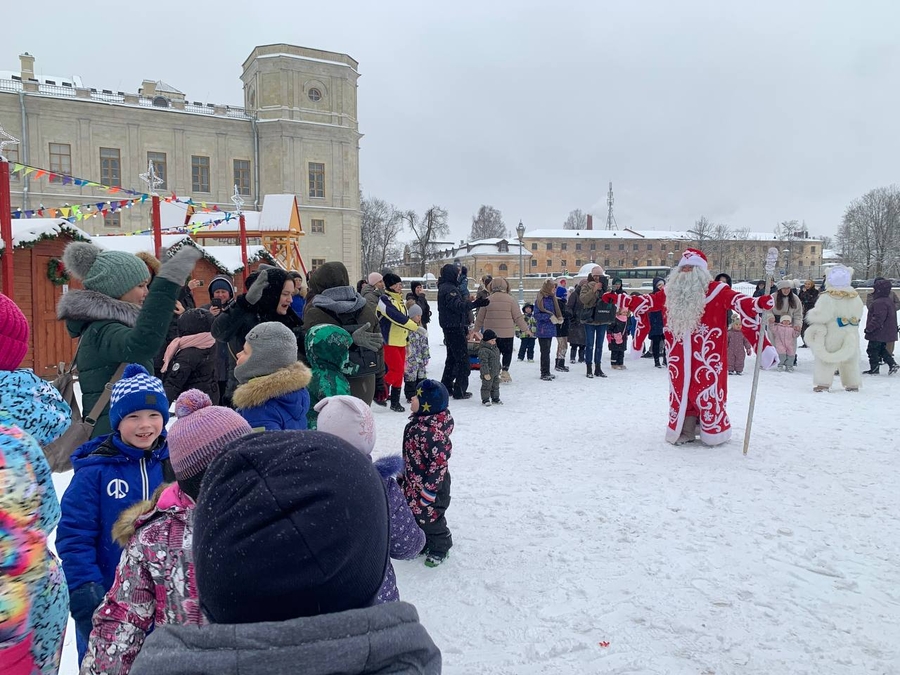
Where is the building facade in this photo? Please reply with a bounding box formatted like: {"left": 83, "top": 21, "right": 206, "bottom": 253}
{"left": 0, "top": 44, "right": 363, "bottom": 278}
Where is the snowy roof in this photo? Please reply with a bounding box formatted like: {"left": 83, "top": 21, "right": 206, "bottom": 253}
{"left": 526, "top": 229, "right": 644, "bottom": 240}
{"left": 0, "top": 70, "right": 83, "bottom": 88}
{"left": 259, "top": 194, "right": 301, "bottom": 232}
{"left": 188, "top": 210, "right": 262, "bottom": 233}
{"left": 90, "top": 235, "right": 277, "bottom": 274}
{"left": 822, "top": 249, "right": 840, "bottom": 261}
{"left": 153, "top": 80, "right": 183, "bottom": 95}
{"left": 1, "top": 218, "right": 91, "bottom": 250}
{"left": 438, "top": 238, "right": 532, "bottom": 260}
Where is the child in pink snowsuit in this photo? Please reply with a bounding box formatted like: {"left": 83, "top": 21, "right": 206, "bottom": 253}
{"left": 772, "top": 314, "right": 798, "bottom": 371}
{"left": 727, "top": 315, "right": 752, "bottom": 374}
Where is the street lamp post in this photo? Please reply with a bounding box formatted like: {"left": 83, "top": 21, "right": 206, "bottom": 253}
{"left": 516, "top": 220, "right": 526, "bottom": 304}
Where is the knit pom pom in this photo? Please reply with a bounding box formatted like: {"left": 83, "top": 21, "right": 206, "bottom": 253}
{"left": 62, "top": 242, "right": 101, "bottom": 280}
{"left": 122, "top": 363, "right": 151, "bottom": 379}
{"left": 175, "top": 389, "right": 213, "bottom": 418}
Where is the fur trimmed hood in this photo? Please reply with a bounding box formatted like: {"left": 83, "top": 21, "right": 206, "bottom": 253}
{"left": 232, "top": 361, "right": 312, "bottom": 409}
{"left": 57, "top": 288, "right": 141, "bottom": 330}
{"left": 112, "top": 483, "right": 169, "bottom": 546}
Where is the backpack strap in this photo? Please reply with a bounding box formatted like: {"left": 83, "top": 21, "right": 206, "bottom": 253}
{"left": 84, "top": 363, "right": 127, "bottom": 425}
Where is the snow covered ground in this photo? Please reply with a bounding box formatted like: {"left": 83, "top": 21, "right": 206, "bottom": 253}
{"left": 54, "top": 318, "right": 900, "bottom": 674}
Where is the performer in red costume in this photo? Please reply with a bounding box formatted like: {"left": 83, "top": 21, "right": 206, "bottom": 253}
{"left": 605, "top": 249, "right": 777, "bottom": 446}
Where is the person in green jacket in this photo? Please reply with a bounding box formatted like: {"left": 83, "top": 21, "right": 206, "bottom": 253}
{"left": 304, "top": 324, "right": 357, "bottom": 429}
{"left": 56, "top": 242, "right": 201, "bottom": 438}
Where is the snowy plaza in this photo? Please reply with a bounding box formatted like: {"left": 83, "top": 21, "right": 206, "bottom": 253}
{"left": 53, "top": 317, "right": 900, "bottom": 675}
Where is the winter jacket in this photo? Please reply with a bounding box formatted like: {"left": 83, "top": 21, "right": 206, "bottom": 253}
{"left": 477, "top": 342, "right": 502, "bottom": 379}
{"left": 377, "top": 290, "right": 418, "bottom": 347}
{"left": 162, "top": 310, "right": 218, "bottom": 405}
{"left": 727, "top": 327, "right": 752, "bottom": 372}
{"left": 404, "top": 330, "right": 430, "bottom": 382}
{"left": 407, "top": 282, "right": 432, "bottom": 327}
{"left": 82, "top": 484, "right": 205, "bottom": 675}
{"left": 578, "top": 279, "right": 615, "bottom": 325}
{"left": 798, "top": 286, "right": 819, "bottom": 315}
{"left": 403, "top": 410, "right": 454, "bottom": 524}
{"left": 305, "top": 326, "right": 355, "bottom": 429}
{"left": 0, "top": 372, "right": 71, "bottom": 675}
{"left": 290, "top": 294, "right": 306, "bottom": 320}
{"left": 128, "top": 601, "right": 441, "bottom": 675}
{"left": 516, "top": 310, "right": 538, "bottom": 340}
{"left": 772, "top": 322, "right": 797, "bottom": 354}
{"left": 474, "top": 278, "right": 531, "bottom": 339}
{"left": 865, "top": 279, "right": 900, "bottom": 343}
{"left": 765, "top": 293, "right": 804, "bottom": 328}
{"left": 57, "top": 433, "right": 173, "bottom": 595}
{"left": 438, "top": 264, "right": 485, "bottom": 329}
{"left": 232, "top": 362, "right": 312, "bottom": 431}
{"left": 606, "top": 314, "right": 629, "bottom": 352}
{"left": 201, "top": 275, "right": 236, "bottom": 384}
{"left": 360, "top": 283, "right": 383, "bottom": 311}
{"left": 57, "top": 276, "right": 182, "bottom": 438}
{"left": 533, "top": 294, "right": 560, "bottom": 339}
{"left": 648, "top": 278, "right": 665, "bottom": 337}
{"left": 565, "top": 290, "right": 586, "bottom": 346}
{"left": 374, "top": 456, "right": 426, "bottom": 604}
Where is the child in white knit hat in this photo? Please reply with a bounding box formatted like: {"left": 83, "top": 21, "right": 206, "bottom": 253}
{"left": 314, "top": 396, "right": 425, "bottom": 602}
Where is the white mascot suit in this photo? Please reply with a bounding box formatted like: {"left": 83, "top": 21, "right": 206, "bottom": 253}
{"left": 803, "top": 265, "right": 864, "bottom": 392}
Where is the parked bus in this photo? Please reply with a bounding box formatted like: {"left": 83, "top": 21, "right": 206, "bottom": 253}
{"left": 604, "top": 266, "right": 672, "bottom": 289}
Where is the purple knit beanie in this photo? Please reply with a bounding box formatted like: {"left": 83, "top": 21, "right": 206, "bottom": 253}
{"left": 0, "top": 292, "right": 29, "bottom": 371}
{"left": 168, "top": 390, "right": 252, "bottom": 481}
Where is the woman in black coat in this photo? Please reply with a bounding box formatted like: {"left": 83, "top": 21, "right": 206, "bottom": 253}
{"left": 407, "top": 280, "right": 432, "bottom": 327}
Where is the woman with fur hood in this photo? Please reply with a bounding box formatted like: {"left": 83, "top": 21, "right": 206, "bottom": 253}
{"left": 0, "top": 294, "right": 72, "bottom": 675}
{"left": 315, "top": 396, "right": 425, "bottom": 602}
{"left": 302, "top": 262, "right": 384, "bottom": 405}
{"left": 211, "top": 265, "right": 301, "bottom": 402}
{"left": 81, "top": 391, "right": 252, "bottom": 675}
{"left": 233, "top": 322, "right": 312, "bottom": 431}
{"left": 473, "top": 277, "right": 532, "bottom": 382}
{"left": 56, "top": 242, "right": 201, "bottom": 438}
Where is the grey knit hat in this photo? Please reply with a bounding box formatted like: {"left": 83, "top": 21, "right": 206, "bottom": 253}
{"left": 408, "top": 303, "right": 423, "bottom": 318}
{"left": 63, "top": 241, "right": 151, "bottom": 300}
{"left": 234, "top": 321, "right": 298, "bottom": 384}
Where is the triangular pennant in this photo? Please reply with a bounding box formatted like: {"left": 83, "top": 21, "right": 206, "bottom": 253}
{"left": 24, "top": 167, "right": 36, "bottom": 176}
{"left": 34, "top": 170, "right": 46, "bottom": 179}
{"left": 61, "top": 176, "right": 72, "bottom": 186}
{"left": 60, "top": 207, "right": 70, "bottom": 217}
{"left": 12, "top": 163, "right": 24, "bottom": 173}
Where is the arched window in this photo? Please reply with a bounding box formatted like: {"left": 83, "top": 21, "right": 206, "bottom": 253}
{"left": 499, "top": 263, "right": 508, "bottom": 272}
{"left": 308, "top": 88, "right": 322, "bottom": 102}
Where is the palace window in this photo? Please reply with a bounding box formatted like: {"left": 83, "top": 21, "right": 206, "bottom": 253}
{"left": 192, "top": 155, "right": 210, "bottom": 193}
{"left": 309, "top": 162, "right": 325, "bottom": 198}
{"left": 49, "top": 143, "right": 71, "bottom": 183}
{"left": 148, "top": 152, "right": 167, "bottom": 189}
{"left": 100, "top": 147, "right": 121, "bottom": 186}
{"left": 311, "top": 218, "right": 325, "bottom": 233}
{"left": 234, "top": 159, "right": 251, "bottom": 195}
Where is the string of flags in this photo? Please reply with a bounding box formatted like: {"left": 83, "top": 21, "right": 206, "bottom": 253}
{"left": 13, "top": 197, "right": 146, "bottom": 221}
{"left": 7, "top": 162, "right": 231, "bottom": 216}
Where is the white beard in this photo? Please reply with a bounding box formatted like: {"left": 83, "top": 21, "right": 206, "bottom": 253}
{"left": 665, "top": 266, "right": 711, "bottom": 339}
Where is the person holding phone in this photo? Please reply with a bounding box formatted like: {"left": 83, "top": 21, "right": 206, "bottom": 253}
{"left": 201, "top": 276, "right": 237, "bottom": 405}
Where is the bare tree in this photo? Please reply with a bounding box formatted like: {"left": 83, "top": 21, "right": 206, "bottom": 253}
{"left": 688, "top": 216, "right": 715, "bottom": 248}
{"left": 360, "top": 196, "right": 404, "bottom": 276}
{"left": 563, "top": 208, "right": 587, "bottom": 230}
{"left": 837, "top": 186, "right": 900, "bottom": 277}
{"left": 817, "top": 234, "right": 833, "bottom": 251}
{"left": 708, "top": 222, "right": 732, "bottom": 273}
{"left": 405, "top": 205, "right": 450, "bottom": 276}
{"left": 469, "top": 205, "right": 507, "bottom": 240}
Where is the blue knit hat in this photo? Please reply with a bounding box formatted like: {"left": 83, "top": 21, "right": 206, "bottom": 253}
{"left": 414, "top": 379, "right": 449, "bottom": 416}
{"left": 109, "top": 364, "right": 170, "bottom": 430}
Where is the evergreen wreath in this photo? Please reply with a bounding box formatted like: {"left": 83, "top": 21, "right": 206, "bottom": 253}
{"left": 47, "top": 257, "right": 70, "bottom": 285}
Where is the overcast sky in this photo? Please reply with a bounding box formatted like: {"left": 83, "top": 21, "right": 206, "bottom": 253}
{"left": 6, "top": 0, "right": 899, "bottom": 243}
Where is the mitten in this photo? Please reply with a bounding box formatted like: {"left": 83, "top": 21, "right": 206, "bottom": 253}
{"left": 419, "top": 488, "right": 437, "bottom": 508}
{"left": 601, "top": 292, "right": 618, "bottom": 304}
{"left": 483, "top": 373, "right": 492, "bottom": 381}
{"left": 245, "top": 268, "right": 271, "bottom": 306}
{"left": 352, "top": 323, "right": 383, "bottom": 351}
{"left": 416, "top": 326, "right": 428, "bottom": 337}
{"left": 70, "top": 581, "right": 106, "bottom": 639}
{"left": 157, "top": 246, "right": 202, "bottom": 285}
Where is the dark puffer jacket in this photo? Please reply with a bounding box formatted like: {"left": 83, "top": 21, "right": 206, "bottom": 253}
{"left": 201, "top": 275, "right": 236, "bottom": 384}
{"left": 438, "top": 264, "right": 486, "bottom": 329}
{"left": 163, "top": 309, "right": 219, "bottom": 404}
{"left": 865, "top": 278, "right": 900, "bottom": 343}
{"left": 649, "top": 277, "right": 665, "bottom": 337}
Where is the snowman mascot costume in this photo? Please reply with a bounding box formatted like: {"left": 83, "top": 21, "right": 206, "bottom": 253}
{"left": 803, "top": 265, "right": 864, "bottom": 392}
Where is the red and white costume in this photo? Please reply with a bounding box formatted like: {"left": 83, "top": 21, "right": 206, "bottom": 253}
{"left": 607, "top": 250, "right": 777, "bottom": 446}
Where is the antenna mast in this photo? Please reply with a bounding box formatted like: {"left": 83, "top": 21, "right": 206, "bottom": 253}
{"left": 606, "top": 181, "right": 618, "bottom": 230}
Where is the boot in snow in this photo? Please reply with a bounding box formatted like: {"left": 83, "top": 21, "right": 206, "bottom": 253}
{"left": 674, "top": 416, "right": 698, "bottom": 445}
{"left": 425, "top": 551, "right": 448, "bottom": 567}
{"left": 555, "top": 358, "right": 569, "bottom": 373}
{"left": 499, "top": 370, "right": 512, "bottom": 383}
{"left": 389, "top": 387, "right": 406, "bottom": 412}
{"left": 595, "top": 364, "right": 607, "bottom": 378}
{"left": 586, "top": 362, "right": 594, "bottom": 379}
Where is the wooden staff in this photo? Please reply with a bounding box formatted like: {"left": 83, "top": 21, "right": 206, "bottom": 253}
{"left": 743, "top": 247, "right": 779, "bottom": 456}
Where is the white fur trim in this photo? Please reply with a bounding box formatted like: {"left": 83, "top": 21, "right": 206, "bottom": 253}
{"left": 679, "top": 250, "right": 708, "bottom": 270}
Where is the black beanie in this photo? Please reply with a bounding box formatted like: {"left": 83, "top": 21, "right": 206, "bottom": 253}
{"left": 383, "top": 273, "right": 402, "bottom": 288}
{"left": 194, "top": 431, "right": 390, "bottom": 625}
{"left": 481, "top": 329, "right": 497, "bottom": 342}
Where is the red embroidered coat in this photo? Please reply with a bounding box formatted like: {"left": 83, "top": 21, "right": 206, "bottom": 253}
{"left": 610, "top": 283, "right": 775, "bottom": 445}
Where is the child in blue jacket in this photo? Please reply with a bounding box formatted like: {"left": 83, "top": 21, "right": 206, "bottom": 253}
{"left": 56, "top": 364, "right": 174, "bottom": 666}
{"left": 232, "top": 321, "right": 312, "bottom": 431}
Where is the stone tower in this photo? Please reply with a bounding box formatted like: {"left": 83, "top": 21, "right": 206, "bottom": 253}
{"left": 241, "top": 44, "right": 362, "bottom": 277}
